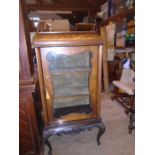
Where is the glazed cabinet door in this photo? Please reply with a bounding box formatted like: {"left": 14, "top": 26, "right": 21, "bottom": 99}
{"left": 36, "top": 46, "right": 99, "bottom": 125}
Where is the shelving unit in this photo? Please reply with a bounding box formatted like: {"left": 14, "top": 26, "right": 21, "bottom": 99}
{"left": 99, "top": 5, "right": 135, "bottom": 88}
{"left": 99, "top": 7, "right": 135, "bottom": 26}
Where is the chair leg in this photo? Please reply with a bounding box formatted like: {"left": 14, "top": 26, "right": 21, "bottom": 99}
{"left": 125, "top": 108, "right": 131, "bottom": 115}
{"left": 111, "top": 95, "right": 117, "bottom": 100}
{"left": 129, "top": 110, "right": 135, "bottom": 134}
{"left": 111, "top": 88, "right": 119, "bottom": 101}
{"left": 125, "top": 97, "right": 133, "bottom": 115}
{"left": 128, "top": 102, "right": 135, "bottom": 134}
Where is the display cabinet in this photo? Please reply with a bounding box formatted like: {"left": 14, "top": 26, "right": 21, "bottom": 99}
{"left": 34, "top": 32, "right": 105, "bottom": 154}
{"left": 19, "top": 2, "right": 42, "bottom": 155}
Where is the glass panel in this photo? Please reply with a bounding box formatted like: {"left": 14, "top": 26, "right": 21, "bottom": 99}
{"left": 46, "top": 51, "right": 93, "bottom": 117}
{"left": 52, "top": 72, "right": 89, "bottom": 97}
{"left": 47, "top": 52, "right": 91, "bottom": 71}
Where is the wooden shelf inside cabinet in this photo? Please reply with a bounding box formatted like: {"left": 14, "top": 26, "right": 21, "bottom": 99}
{"left": 99, "top": 7, "right": 135, "bottom": 26}
{"left": 51, "top": 67, "right": 91, "bottom": 74}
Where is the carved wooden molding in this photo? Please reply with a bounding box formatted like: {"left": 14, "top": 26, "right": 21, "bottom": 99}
{"left": 43, "top": 118, "right": 105, "bottom": 154}
{"left": 43, "top": 118, "right": 105, "bottom": 137}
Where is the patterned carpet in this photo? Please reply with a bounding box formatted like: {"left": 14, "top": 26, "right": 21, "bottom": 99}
{"left": 44, "top": 93, "right": 135, "bottom": 155}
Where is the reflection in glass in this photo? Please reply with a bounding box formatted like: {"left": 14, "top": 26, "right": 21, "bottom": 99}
{"left": 46, "top": 51, "right": 93, "bottom": 117}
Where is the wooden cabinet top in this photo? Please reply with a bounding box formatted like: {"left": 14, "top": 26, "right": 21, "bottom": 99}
{"left": 34, "top": 32, "right": 103, "bottom": 47}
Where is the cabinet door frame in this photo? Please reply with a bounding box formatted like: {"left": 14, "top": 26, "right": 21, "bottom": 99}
{"left": 36, "top": 46, "right": 99, "bottom": 126}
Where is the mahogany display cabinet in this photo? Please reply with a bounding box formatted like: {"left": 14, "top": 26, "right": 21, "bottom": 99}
{"left": 34, "top": 32, "right": 106, "bottom": 154}
{"left": 19, "top": 2, "right": 42, "bottom": 155}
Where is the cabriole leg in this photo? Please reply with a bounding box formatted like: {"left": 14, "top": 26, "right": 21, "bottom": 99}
{"left": 44, "top": 137, "right": 52, "bottom": 155}
{"left": 97, "top": 123, "right": 106, "bottom": 145}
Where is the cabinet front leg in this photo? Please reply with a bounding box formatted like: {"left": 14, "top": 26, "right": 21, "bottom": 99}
{"left": 44, "top": 137, "right": 52, "bottom": 155}
{"left": 97, "top": 123, "right": 106, "bottom": 145}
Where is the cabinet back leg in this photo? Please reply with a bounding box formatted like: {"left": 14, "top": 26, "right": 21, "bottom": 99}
{"left": 44, "top": 137, "right": 52, "bottom": 155}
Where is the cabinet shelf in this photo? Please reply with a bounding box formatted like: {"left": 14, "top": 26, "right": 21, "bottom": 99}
{"left": 99, "top": 7, "right": 135, "bottom": 26}
{"left": 54, "top": 86, "right": 89, "bottom": 97}
{"left": 51, "top": 67, "right": 91, "bottom": 74}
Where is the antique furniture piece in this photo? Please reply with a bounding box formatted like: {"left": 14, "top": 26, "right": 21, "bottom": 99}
{"left": 111, "top": 68, "right": 135, "bottom": 133}
{"left": 111, "top": 68, "right": 135, "bottom": 109}
{"left": 19, "top": 2, "right": 42, "bottom": 155}
{"left": 34, "top": 32, "right": 105, "bottom": 154}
